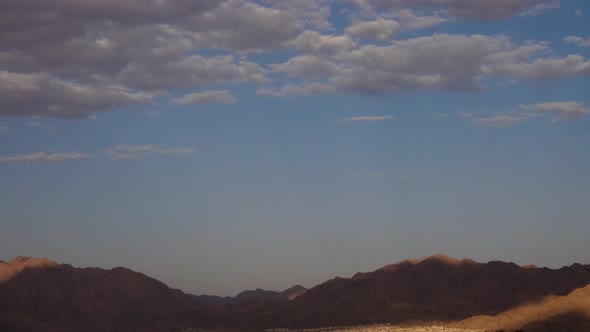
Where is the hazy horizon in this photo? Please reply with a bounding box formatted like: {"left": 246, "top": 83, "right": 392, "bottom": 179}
{"left": 1, "top": 0, "right": 589, "bottom": 297}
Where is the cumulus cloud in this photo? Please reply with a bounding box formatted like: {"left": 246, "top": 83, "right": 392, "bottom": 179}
{"left": 338, "top": 115, "right": 396, "bottom": 122}
{"left": 520, "top": 101, "right": 590, "bottom": 120}
{"left": 351, "top": 0, "right": 537, "bottom": 21}
{"left": 118, "top": 55, "right": 267, "bottom": 91}
{"left": 564, "top": 36, "right": 590, "bottom": 47}
{"left": 270, "top": 55, "right": 339, "bottom": 80}
{"left": 473, "top": 115, "right": 527, "bottom": 127}
{"left": 0, "top": 71, "right": 152, "bottom": 118}
{"left": 345, "top": 19, "right": 400, "bottom": 41}
{"left": 271, "top": 34, "right": 590, "bottom": 96}
{"left": 389, "top": 10, "right": 448, "bottom": 31}
{"left": 291, "top": 30, "right": 356, "bottom": 56}
{"left": 172, "top": 90, "right": 237, "bottom": 105}
{"left": 257, "top": 83, "right": 336, "bottom": 97}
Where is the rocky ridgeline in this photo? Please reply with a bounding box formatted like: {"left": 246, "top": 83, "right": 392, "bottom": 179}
{"left": 267, "top": 325, "right": 485, "bottom": 332}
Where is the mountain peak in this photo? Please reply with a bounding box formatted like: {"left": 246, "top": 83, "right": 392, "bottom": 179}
{"left": 406, "top": 253, "right": 477, "bottom": 266}
{"left": 1, "top": 256, "right": 59, "bottom": 283}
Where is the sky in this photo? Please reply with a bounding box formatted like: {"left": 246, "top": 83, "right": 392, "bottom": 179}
{"left": 0, "top": 0, "right": 589, "bottom": 296}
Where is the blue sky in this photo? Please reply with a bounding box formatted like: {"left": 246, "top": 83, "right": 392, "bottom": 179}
{"left": 1, "top": 0, "right": 589, "bottom": 296}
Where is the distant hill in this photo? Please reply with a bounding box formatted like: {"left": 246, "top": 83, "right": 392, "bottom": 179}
{"left": 2, "top": 254, "right": 590, "bottom": 332}
{"left": 194, "top": 285, "right": 307, "bottom": 305}
{"left": 0, "top": 256, "right": 201, "bottom": 332}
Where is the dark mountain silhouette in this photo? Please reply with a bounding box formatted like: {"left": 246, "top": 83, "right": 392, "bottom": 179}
{"left": 215, "top": 254, "right": 590, "bottom": 328}
{"left": 0, "top": 256, "right": 202, "bottom": 331}
{"left": 2, "top": 254, "right": 590, "bottom": 331}
{"left": 194, "top": 285, "right": 307, "bottom": 305}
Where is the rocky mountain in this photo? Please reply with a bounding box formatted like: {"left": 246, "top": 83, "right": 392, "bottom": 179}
{"left": 0, "top": 256, "right": 202, "bottom": 332}
{"left": 195, "top": 285, "right": 307, "bottom": 305}
{"left": 2, "top": 254, "right": 590, "bottom": 332}
{"left": 453, "top": 282, "right": 590, "bottom": 331}
{"left": 220, "top": 254, "right": 590, "bottom": 328}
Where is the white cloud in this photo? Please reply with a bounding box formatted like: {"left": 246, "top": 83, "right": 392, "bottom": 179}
{"left": 519, "top": 0, "right": 560, "bottom": 16}
{"left": 0, "top": 151, "right": 96, "bottom": 165}
{"left": 576, "top": 8, "right": 583, "bottom": 16}
{"left": 564, "top": 36, "right": 590, "bottom": 47}
{"left": 338, "top": 115, "right": 395, "bottom": 122}
{"left": 520, "top": 101, "right": 590, "bottom": 120}
{"left": 104, "top": 145, "right": 196, "bottom": 160}
{"left": 270, "top": 55, "right": 339, "bottom": 80}
{"left": 352, "top": 0, "right": 537, "bottom": 21}
{"left": 0, "top": 144, "right": 196, "bottom": 165}
{"left": 0, "top": 71, "right": 152, "bottom": 118}
{"left": 172, "top": 90, "right": 237, "bottom": 105}
{"left": 345, "top": 19, "right": 400, "bottom": 41}
{"left": 257, "top": 83, "right": 336, "bottom": 97}
{"left": 291, "top": 30, "right": 356, "bottom": 56}
{"left": 473, "top": 115, "right": 527, "bottom": 127}
{"left": 390, "top": 10, "right": 448, "bottom": 31}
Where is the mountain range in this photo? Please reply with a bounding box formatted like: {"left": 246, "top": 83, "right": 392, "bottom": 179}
{"left": 1, "top": 254, "right": 589, "bottom": 331}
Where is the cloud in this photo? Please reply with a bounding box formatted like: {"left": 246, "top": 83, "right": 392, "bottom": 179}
{"left": 257, "top": 83, "right": 336, "bottom": 97}
{"left": 269, "top": 34, "right": 590, "bottom": 96}
{"left": 519, "top": 0, "right": 560, "bottom": 16}
{"left": 104, "top": 145, "right": 196, "bottom": 160}
{"left": 0, "top": 151, "right": 96, "bottom": 165}
{"left": 389, "top": 10, "right": 448, "bottom": 31}
{"left": 270, "top": 55, "right": 339, "bottom": 80}
{"left": 0, "top": 126, "right": 8, "bottom": 135}
{"left": 345, "top": 19, "right": 400, "bottom": 41}
{"left": 0, "top": 71, "right": 152, "bottom": 118}
{"left": 473, "top": 115, "right": 527, "bottom": 127}
{"left": 564, "top": 36, "right": 590, "bottom": 47}
{"left": 172, "top": 90, "right": 237, "bottom": 105}
{"left": 520, "top": 101, "right": 590, "bottom": 120}
{"left": 576, "top": 8, "right": 583, "bottom": 16}
{"left": 118, "top": 55, "right": 267, "bottom": 91}
{"left": 0, "top": 144, "right": 196, "bottom": 165}
{"left": 338, "top": 115, "right": 396, "bottom": 122}
{"left": 352, "top": 0, "right": 537, "bottom": 21}
{"left": 291, "top": 30, "right": 356, "bottom": 56}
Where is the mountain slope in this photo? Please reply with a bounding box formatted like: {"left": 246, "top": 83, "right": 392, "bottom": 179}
{"left": 230, "top": 254, "right": 590, "bottom": 328}
{"left": 453, "top": 282, "right": 590, "bottom": 331}
{"left": 0, "top": 257, "right": 201, "bottom": 331}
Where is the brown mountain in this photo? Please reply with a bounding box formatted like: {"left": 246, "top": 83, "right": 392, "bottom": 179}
{"left": 452, "top": 282, "right": 590, "bottom": 331}
{"left": 194, "top": 285, "right": 307, "bottom": 305}
{"left": 220, "top": 254, "right": 590, "bottom": 328}
{"left": 2, "top": 254, "right": 590, "bottom": 331}
{"left": 0, "top": 256, "right": 202, "bottom": 332}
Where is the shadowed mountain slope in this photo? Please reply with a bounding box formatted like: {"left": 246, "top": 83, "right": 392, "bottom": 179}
{"left": 2, "top": 254, "right": 590, "bottom": 331}
{"left": 0, "top": 257, "right": 202, "bottom": 332}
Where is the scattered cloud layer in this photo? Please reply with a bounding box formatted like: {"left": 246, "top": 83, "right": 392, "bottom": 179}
{"left": 0, "top": 144, "right": 196, "bottom": 166}
{"left": 0, "top": 0, "right": 583, "bottom": 118}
